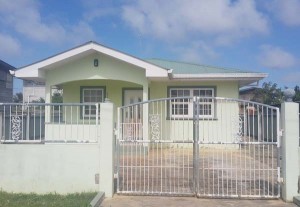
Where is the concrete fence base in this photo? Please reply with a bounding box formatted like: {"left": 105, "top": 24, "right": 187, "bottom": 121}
{"left": 0, "top": 144, "right": 100, "bottom": 194}
{"left": 0, "top": 102, "right": 115, "bottom": 197}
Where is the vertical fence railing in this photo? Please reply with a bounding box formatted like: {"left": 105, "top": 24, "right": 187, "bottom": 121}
{"left": 116, "top": 97, "right": 280, "bottom": 198}
{"left": 193, "top": 97, "right": 200, "bottom": 195}
{"left": 117, "top": 97, "right": 194, "bottom": 195}
{"left": 0, "top": 103, "right": 100, "bottom": 143}
{"left": 195, "top": 98, "right": 280, "bottom": 198}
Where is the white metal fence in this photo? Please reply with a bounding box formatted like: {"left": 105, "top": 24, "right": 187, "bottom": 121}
{"left": 0, "top": 103, "right": 100, "bottom": 143}
{"left": 116, "top": 97, "right": 280, "bottom": 198}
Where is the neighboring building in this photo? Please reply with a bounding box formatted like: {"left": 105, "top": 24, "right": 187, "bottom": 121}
{"left": 239, "top": 86, "right": 258, "bottom": 101}
{"left": 23, "top": 80, "right": 45, "bottom": 102}
{"left": 0, "top": 60, "right": 15, "bottom": 103}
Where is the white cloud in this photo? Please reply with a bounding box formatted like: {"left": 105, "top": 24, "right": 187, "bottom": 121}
{"left": 81, "top": 0, "right": 119, "bottom": 22}
{"left": 0, "top": 33, "right": 21, "bottom": 56}
{"left": 68, "top": 21, "right": 96, "bottom": 44}
{"left": 175, "top": 41, "right": 218, "bottom": 63}
{"left": 0, "top": 0, "right": 66, "bottom": 43}
{"left": 268, "top": 0, "right": 300, "bottom": 26}
{"left": 0, "top": 0, "right": 95, "bottom": 44}
{"left": 121, "top": 0, "right": 269, "bottom": 43}
{"left": 259, "top": 45, "right": 297, "bottom": 69}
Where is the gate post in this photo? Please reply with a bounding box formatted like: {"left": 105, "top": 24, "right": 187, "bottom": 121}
{"left": 99, "top": 101, "right": 115, "bottom": 197}
{"left": 0, "top": 111, "right": 2, "bottom": 140}
{"left": 193, "top": 97, "right": 200, "bottom": 196}
{"left": 281, "top": 101, "right": 299, "bottom": 202}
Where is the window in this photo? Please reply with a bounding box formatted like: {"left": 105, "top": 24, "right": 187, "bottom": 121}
{"left": 81, "top": 87, "right": 105, "bottom": 118}
{"left": 169, "top": 88, "right": 215, "bottom": 118}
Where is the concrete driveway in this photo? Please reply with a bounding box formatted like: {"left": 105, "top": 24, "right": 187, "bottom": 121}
{"left": 101, "top": 195, "right": 297, "bottom": 207}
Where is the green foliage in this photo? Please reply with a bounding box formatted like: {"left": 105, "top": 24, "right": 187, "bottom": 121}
{"left": 31, "top": 97, "right": 45, "bottom": 103}
{"left": 293, "top": 85, "right": 300, "bottom": 102}
{"left": 51, "top": 92, "right": 63, "bottom": 103}
{"left": 12, "top": 92, "right": 23, "bottom": 103}
{"left": 0, "top": 191, "right": 96, "bottom": 207}
{"left": 251, "top": 82, "right": 284, "bottom": 105}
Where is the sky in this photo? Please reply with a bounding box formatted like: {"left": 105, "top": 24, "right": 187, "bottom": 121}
{"left": 0, "top": 0, "right": 299, "bottom": 93}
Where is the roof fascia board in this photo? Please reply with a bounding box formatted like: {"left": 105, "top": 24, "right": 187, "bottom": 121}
{"left": 172, "top": 73, "right": 268, "bottom": 79}
{"left": 15, "top": 42, "right": 168, "bottom": 78}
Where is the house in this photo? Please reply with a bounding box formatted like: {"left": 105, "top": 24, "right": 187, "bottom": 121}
{"left": 3, "top": 41, "right": 285, "bottom": 199}
{"left": 239, "top": 86, "right": 259, "bottom": 101}
{"left": 13, "top": 41, "right": 267, "bottom": 142}
{"left": 23, "top": 80, "right": 46, "bottom": 103}
{"left": 0, "top": 60, "right": 15, "bottom": 103}
{"left": 14, "top": 41, "right": 266, "bottom": 108}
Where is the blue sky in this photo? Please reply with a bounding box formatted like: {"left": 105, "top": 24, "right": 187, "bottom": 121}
{"left": 0, "top": 0, "right": 299, "bottom": 93}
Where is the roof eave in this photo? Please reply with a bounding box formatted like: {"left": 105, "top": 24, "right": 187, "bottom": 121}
{"left": 172, "top": 73, "right": 268, "bottom": 79}
{"left": 14, "top": 41, "right": 169, "bottom": 79}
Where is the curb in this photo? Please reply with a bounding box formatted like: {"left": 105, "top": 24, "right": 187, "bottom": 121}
{"left": 90, "top": 191, "right": 105, "bottom": 207}
{"left": 294, "top": 196, "right": 300, "bottom": 206}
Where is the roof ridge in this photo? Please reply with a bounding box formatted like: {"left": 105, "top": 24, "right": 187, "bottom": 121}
{"left": 146, "top": 58, "right": 246, "bottom": 72}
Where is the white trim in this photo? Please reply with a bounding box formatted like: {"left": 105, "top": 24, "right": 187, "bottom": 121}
{"left": 172, "top": 73, "right": 268, "bottom": 79}
{"left": 82, "top": 87, "right": 104, "bottom": 118}
{"left": 169, "top": 88, "right": 215, "bottom": 119}
{"left": 14, "top": 41, "right": 268, "bottom": 84}
{"left": 15, "top": 42, "right": 169, "bottom": 79}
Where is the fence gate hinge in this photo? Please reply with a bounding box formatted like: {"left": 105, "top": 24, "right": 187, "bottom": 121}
{"left": 279, "top": 129, "right": 284, "bottom": 137}
{"left": 114, "top": 173, "right": 118, "bottom": 179}
{"left": 279, "top": 177, "right": 284, "bottom": 183}
{"left": 114, "top": 128, "right": 118, "bottom": 136}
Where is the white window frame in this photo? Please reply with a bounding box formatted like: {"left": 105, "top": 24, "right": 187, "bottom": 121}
{"left": 81, "top": 87, "right": 105, "bottom": 118}
{"left": 169, "top": 88, "right": 215, "bottom": 119}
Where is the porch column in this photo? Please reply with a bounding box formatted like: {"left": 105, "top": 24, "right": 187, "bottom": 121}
{"left": 281, "top": 102, "right": 299, "bottom": 202}
{"left": 45, "top": 83, "right": 51, "bottom": 123}
{"left": 143, "top": 82, "right": 148, "bottom": 143}
{"left": 45, "top": 83, "right": 51, "bottom": 103}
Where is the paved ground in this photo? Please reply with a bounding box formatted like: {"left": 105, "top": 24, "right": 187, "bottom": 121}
{"left": 101, "top": 195, "right": 297, "bottom": 207}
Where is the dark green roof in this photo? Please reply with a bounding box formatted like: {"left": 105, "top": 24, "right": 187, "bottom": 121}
{"left": 146, "top": 58, "right": 251, "bottom": 74}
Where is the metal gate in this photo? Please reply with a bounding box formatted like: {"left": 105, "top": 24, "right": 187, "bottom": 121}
{"left": 116, "top": 97, "right": 280, "bottom": 198}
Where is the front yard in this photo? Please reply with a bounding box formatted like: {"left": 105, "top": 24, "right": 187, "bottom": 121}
{"left": 0, "top": 191, "right": 97, "bottom": 207}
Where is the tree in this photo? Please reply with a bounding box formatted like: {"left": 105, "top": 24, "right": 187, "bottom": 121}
{"left": 51, "top": 92, "right": 63, "bottom": 103}
{"left": 293, "top": 85, "right": 300, "bottom": 102}
{"left": 251, "top": 82, "right": 283, "bottom": 105}
{"left": 12, "top": 92, "right": 23, "bottom": 103}
{"left": 31, "top": 97, "right": 45, "bottom": 103}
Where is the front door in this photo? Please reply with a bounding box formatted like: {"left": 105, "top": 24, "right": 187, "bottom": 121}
{"left": 123, "top": 89, "right": 143, "bottom": 140}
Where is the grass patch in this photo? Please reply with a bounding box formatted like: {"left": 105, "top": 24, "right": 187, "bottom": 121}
{"left": 0, "top": 191, "right": 97, "bottom": 207}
